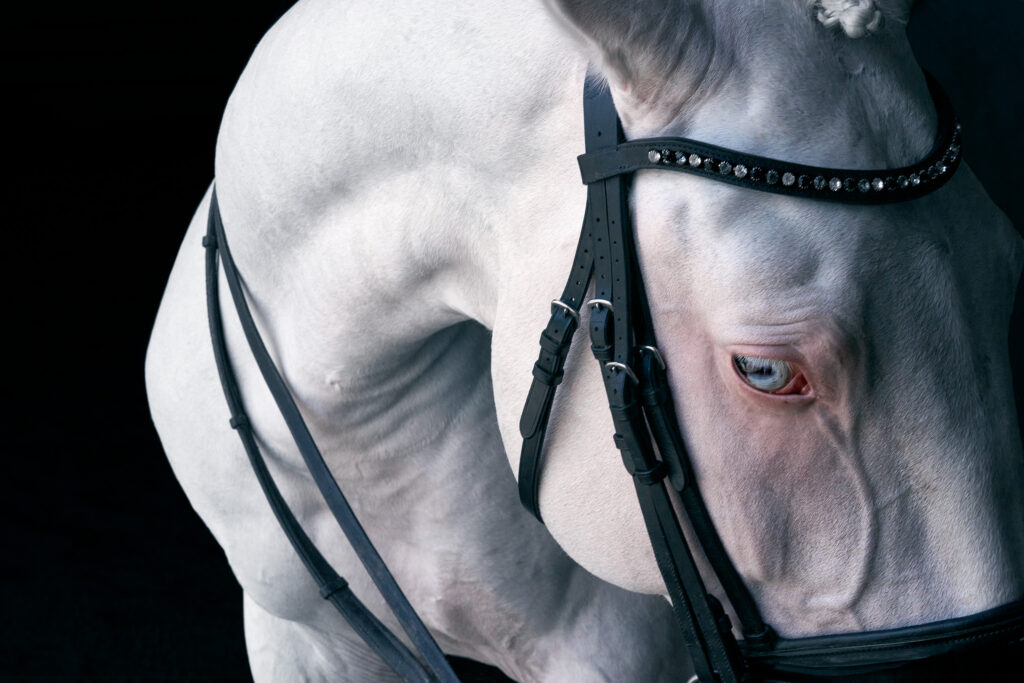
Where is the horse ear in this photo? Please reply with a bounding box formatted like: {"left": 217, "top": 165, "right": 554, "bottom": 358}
{"left": 543, "top": 0, "right": 711, "bottom": 100}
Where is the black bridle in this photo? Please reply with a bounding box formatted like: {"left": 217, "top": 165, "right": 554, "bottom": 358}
{"left": 516, "top": 73, "right": 1024, "bottom": 682}
{"left": 203, "top": 70, "right": 1024, "bottom": 683}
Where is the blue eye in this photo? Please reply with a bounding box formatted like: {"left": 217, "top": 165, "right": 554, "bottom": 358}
{"left": 733, "top": 355, "right": 794, "bottom": 391}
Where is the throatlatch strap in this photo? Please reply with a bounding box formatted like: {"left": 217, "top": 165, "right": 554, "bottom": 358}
{"left": 204, "top": 190, "right": 458, "bottom": 683}
{"left": 518, "top": 217, "right": 594, "bottom": 521}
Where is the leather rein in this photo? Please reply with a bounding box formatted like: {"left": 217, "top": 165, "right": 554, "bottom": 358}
{"left": 203, "top": 70, "right": 1024, "bottom": 682}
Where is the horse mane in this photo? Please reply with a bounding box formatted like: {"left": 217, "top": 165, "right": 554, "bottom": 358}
{"left": 812, "top": 0, "right": 902, "bottom": 39}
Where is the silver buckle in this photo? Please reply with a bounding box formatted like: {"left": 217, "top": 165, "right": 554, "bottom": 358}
{"left": 638, "top": 345, "right": 666, "bottom": 370}
{"left": 605, "top": 361, "right": 640, "bottom": 385}
{"left": 550, "top": 300, "right": 580, "bottom": 325}
{"left": 586, "top": 298, "right": 614, "bottom": 312}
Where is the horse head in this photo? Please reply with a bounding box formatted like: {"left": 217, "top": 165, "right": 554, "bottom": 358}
{"left": 499, "top": 0, "right": 1024, "bottom": 643}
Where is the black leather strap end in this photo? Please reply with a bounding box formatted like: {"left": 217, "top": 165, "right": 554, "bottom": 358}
{"left": 229, "top": 414, "right": 250, "bottom": 430}
{"left": 519, "top": 379, "right": 555, "bottom": 439}
{"left": 518, "top": 433, "right": 546, "bottom": 523}
{"left": 578, "top": 148, "right": 634, "bottom": 184}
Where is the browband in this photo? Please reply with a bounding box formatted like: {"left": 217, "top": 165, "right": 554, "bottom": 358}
{"left": 576, "top": 73, "right": 961, "bottom": 204}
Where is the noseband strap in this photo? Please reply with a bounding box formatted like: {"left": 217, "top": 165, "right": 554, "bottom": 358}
{"left": 516, "top": 71, "right": 1024, "bottom": 682}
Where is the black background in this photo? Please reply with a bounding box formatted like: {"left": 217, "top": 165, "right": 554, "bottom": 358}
{"left": 2, "top": 2, "right": 1021, "bottom": 682}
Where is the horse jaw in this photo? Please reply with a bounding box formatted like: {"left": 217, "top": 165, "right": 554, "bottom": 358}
{"left": 529, "top": 0, "right": 1024, "bottom": 639}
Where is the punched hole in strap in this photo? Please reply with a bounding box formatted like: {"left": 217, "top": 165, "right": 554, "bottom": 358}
{"left": 319, "top": 576, "right": 350, "bottom": 600}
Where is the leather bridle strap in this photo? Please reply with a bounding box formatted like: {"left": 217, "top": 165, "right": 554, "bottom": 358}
{"left": 575, "top": 72, "right": 961, "bottom": 206}
{"left": 741, "top": 596, "right": 1024, "bottom": 677}
{"left": 582, "top": 76, "right": 745, "bottom": 683}
{"left": 627, "top": 236, "right": 776, "bottom": 652}
{"left": 204, "top": 190, "right": 458, "bottom": 683}
{"left": 518, "top": 215, "right": 594, "bottom": 520}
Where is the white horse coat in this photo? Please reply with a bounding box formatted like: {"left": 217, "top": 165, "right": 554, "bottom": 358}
{"left": 146, "top": 0, "right": 1024, "bottom": 680}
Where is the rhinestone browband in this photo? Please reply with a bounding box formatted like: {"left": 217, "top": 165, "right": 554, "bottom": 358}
{"left": 577, "top": 74, "right": 962, "bottom": 205}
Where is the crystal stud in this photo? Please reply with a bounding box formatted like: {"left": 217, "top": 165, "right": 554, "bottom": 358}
{"left": 750, "top": 166, "right": 764, "bottom": 181}
{"left": 897, "top": 175, "right": 908, "bottom": 188}
{"left": 704, "top": 158, "right": 716, "bottom": 171}
{"left": 884, "top": 176, "right": 896, "bottom": 190}
{"left": 662, "top": 149, "right": 675, "bottom": 164}
{"left": 689, "top": 153, "right": 702, "bottom": 167}
{"left": 766, "top": 169, "right": 780, "bottom": 184}
{"left": 733, "top": 164, "right": 748, "bottom": 179}
{"left": 814, "top": 176, "right": 827, "bottom": 190}
{"left": 798, "top": 174, "right": 810, "bottom": 189}
{"left": 871, "top": 178, "right": 884, "bottom": 191}
{"left": 719, "top": 161, "right": 733, "bottom": 175}
{"left": 782, "top": 172, "right": 796, "bottom": 186}
{"left": 844, "top": 178, "right": 856, "bottom": 192}
{"left": 648, "top": 149, "right": 662, "bottom": 163}
{"left": 909, "top": 173, "right": 920, "bottom": 186}
{"left": 857, "top": 178, "right": 871, "bottom": 192}
{"left": 829, "top": 177, "right": 842, "bottom": 191}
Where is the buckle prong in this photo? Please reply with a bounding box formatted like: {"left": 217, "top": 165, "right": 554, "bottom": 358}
{"left": 550, "top": 300, "right": 581, "bottom": 325}
{"left": 638, "top": 345, "right": 667, "bottom": 370}
{"left": 605, "top": 361, "right": 640, "bottom": 385}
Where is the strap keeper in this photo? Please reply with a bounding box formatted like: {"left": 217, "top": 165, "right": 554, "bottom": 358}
{"left": 229, "top": 414, "right": 249, "bottom": 430}
{"left": 319, "top": 576, "right": 349, "bottom": 600}
{"left": 539, "top": 329, "right": 571, "bottom": 356}
{"left": 532, "top": 361, "right": 564, "bottom": 387}
{"left": 740, "top": 624, "right": 778, "bottom": 652}
{"left": 202, "top": 234, "right": 217, "bottom": 249}
{"left": 633, "top": 461, "right": 668, "bottom": 486}
{"left": 591, "top": 344, "right": 613, "bottom": 362}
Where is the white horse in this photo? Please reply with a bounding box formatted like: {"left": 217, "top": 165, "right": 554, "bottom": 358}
{"left": 145, "top": 0, "right": 1024, "bottom": 680}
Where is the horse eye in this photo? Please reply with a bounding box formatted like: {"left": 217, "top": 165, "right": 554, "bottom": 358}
{"left": 733, "top": 354, "right": 794, "bottom": 392}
